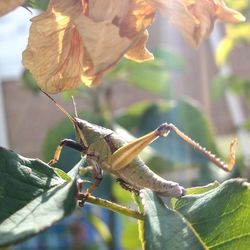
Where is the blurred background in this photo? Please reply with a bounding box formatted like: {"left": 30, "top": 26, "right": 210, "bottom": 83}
{"left": 0, "top": 1, "right": 250, "bottom": 249}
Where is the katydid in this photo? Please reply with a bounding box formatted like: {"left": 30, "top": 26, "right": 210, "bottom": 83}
{"left": 42, "top": 91, "right": 237, "bottom": 202}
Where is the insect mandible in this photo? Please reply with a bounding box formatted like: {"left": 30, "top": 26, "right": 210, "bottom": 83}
{"left": 42, "top": 90, "right": 237, "bottom": 203}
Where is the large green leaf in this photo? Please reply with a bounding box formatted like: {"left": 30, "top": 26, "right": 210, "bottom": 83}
{"left": 141, "top": 179, "right": 250, "bottom": 250}
{"left": 0, "top": 147, "right": 77, "bottom": 247}
{"left": 142, "top": 191, "right": 205, "bottom": 250}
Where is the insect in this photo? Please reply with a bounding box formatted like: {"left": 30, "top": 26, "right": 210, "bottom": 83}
{"left": 42, "top": 90, "right": 237, "bottom": 203}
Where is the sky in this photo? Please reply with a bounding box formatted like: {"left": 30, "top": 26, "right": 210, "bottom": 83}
{"left": 0, "top": 7, "right": 38, "bottom": 147}
{"left": 0, "top": 7, "right": 38, "bottom": 80}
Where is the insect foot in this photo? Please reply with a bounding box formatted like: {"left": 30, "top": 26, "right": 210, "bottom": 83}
{"left": 77, "top": 192, "right": 90, "bottom": 207}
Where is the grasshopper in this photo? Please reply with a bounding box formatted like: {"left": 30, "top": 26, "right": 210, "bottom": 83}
{"left": 42, "top": 91, "right": 237, "bottom": 202}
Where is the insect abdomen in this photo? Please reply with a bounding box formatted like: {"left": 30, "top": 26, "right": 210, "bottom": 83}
{"left": 113, "top": 158, "right": 184, "bottom": 198}
{"left": 101, "top": 132, "right": 184, "bottom": 198}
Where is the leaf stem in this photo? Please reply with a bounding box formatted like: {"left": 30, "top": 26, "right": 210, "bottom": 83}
{"left": 81, "top": 194, "right": 144, "bottom": 220}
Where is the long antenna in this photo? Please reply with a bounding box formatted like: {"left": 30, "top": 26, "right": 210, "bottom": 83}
{"left": 40, "top": 89, "right": 76, "bottom": 124}
{"left": 71, "top": 96, "right": 78, "bottom": 118}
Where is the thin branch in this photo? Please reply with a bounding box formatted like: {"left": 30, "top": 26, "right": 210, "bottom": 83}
{"left": 79, "top": 193, "right": 144, "bottom": 220}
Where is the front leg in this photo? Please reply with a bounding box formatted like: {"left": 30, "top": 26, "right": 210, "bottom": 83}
{"left": 48, "top": 139, "right": 86, "bottom": 165}
{"left": 78, "top": 155, "right": 103, "bottom": 207}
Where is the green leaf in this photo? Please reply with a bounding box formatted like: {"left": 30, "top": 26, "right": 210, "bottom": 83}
{"left": 127, "top": 65, "right": 171, "bottom": 96}
{"left": 225, "top": 0, "right": 249, "bottom": 11}
{"left": 211, "top": 76, "right": 227, "bottom": 101}
{"left": 22, "top": 70, "right": 40, "bottom": 93}
{"left": 215, "top": 38, "right": 234, "bottom": 66}
{"left": 25, "top": 0, "right": 49, "bottom": 10}
{"left": 0, "top": 147, "right": 77, "bottom": 247}
{"left": 142, "top": 179, "right": 250, "bottom": 250}
{"left": 184, "top": 181, "right": 220, "bottom": 195}
{"left": 211, "top": 75, "right": 250, "bottom": 103}
{"left": 153, "top": 48, "right": 184, "bottom": 71}
{"left": 170, "top": 181, "right": 220, "bottom": 208}
{"left": 105, "top": 48, "right": 184, "bottom": 97}
{"left": 141, "top": 190, "right": 205, "bottom": 250}
{"left": 53, "top": 167, "right": 72, "bottom": 181}
{"left": 243, "top": 119, "right": 250, "bottom": 131}
{"left": 216, "top": 23, "right": 250, "bottom": 66}
{"left": 0, "top": 147, "right": 63, "bottom": 223}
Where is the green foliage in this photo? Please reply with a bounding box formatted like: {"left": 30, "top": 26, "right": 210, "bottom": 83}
{"left": 225, "top": 0, "right": 249, "bottom": 12}
{"left": 243, "top": 119, "right": 250, "bottom": 131}
{"left": 22, "top": 70, "right": 40, "bottom": 93}
{"left": 216, "top": 23, "right": 250, "bottom": 66}
{"left": 142, "top": 179, "right": 250, "bottom": 250}
{"left": 216, "top": 0, "right": 250, "bottom": 66}
{"left": 24, "top": 0, "right": 49, "bottom": 10}
{"left": 212, "top": 75, "right": 250, "bottom": 102}
{"left": 0, "top": 147, "right": 77, "bottom": 247}
{"left": 1, "top": 149, "right": 249, "bottom": 249}
{"left": 106, "top": 48, "right": 184, "bottom": 98}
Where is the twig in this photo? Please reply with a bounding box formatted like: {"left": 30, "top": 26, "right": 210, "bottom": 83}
{"left": 78, "top": 193, "right": 144, "bottom": 220}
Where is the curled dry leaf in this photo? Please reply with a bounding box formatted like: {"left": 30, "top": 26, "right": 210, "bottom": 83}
{"left": 22, "top": 0, "right": 245, "bottom": 93}
{"left": 22, "top": 0, "right": 156, "bottom": 93}
{"left": 149, "top": 0, "right": 246, "bottom": 47}
{"left": 0, "top": 0, "right": 24, "bottom": 16}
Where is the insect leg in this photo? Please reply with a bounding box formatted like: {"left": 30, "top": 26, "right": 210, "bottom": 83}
{"left": 78, "top": 155, "right": 103, "bottom": 206}
{"left": 108, "top": 123, "right": 237, "bottom": 172}
{"left": 159, "top": 123, "right": 238, "bottom": 172}
{"left": 108, "top": 129, "right": 160, "bottom": 170}
{"left": 116, "top": 178, "right": 140, "bottom": 195}
{"left": 86, "top": 157, "right": 103, "bottom": 193}
{"left": 48, "top": 139, "right": 86, "bottom": 165}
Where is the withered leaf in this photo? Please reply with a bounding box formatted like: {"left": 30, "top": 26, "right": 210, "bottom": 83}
{"left": 22, "top": 0, "right": 245, "bottom": 93}
{"left": 149, "top": 0, "right": 246, "bottom": 47}
{"left": 22, "top": 0, "right": 156, "bottom": 93}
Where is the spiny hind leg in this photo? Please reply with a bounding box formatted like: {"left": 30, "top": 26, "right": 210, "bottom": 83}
{"left": 109, "top": 123, "right": 237, "bottom": 172}
{"left": 78, "top": 155, "right": 103, "bottom": 207}
{"left": 156, "top": 123, "right": 237, "bottom": 172}
{"left": 48, "top": 139, "right": 86, "bottom": 165}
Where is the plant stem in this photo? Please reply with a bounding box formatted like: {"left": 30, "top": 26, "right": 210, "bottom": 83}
{"left": 82, "top": 194, "right": 144, "bottom": 220}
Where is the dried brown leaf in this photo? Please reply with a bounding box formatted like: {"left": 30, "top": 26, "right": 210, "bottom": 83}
{"left": 22, "top": 0, "right": 156, "bottom": 92}
{"left": 149, "top": 0, "right": 245, "bottom": 47}
{"left": 22, "top": 0, "right": 245, "bottom": 93}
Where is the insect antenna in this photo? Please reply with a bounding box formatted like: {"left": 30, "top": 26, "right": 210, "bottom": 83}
{"left": 71, "top": 96, "right": 78, "bottom": 118}
{"left": 40, "top": 89, "right": 76, "bottom": 124}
